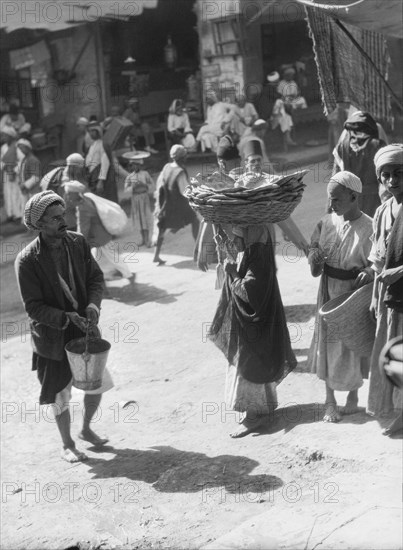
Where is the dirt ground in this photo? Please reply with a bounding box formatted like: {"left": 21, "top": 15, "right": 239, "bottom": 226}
{"left": 1, "top": 160, "right": 402, "bottom": 550}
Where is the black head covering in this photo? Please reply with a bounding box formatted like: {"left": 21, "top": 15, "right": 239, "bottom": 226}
{"left": 344, "top": 111, "right": 378, "bottom": 139}
{"left": 243, "top": 139, "right": 263, "bottom": 158}
{"left": 216, "top": 135, "right": 240, "bottom": 160}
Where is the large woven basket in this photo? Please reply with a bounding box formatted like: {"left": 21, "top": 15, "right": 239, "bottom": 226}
{"left": 319, "top": 283, "right": 375, "bottom": 357}
{"left": 185, "top": 170, "right": 307, "bottom": 225}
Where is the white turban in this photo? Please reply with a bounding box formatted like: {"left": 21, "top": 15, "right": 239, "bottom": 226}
{"left": 17, "top": 138, "right": 32, "bottom": 150}
{"left": 24, "top": 191, "right": 65, "bottom": 231}
{"left": 170, "top": 144, "right": 187, "bottom": 161}
{"left": 374, "top": 144, "right": 403, "bottom": 177}
{"left": 328, "top": 171, "right": 362, "bottom": 193}
{"left": 76, "top": 117, "right": 89, "bottom": 126}
{"left": 66, "top": 153, "right": 85, "bottom": 167}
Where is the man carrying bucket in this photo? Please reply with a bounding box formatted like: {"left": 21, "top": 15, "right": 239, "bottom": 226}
{"left": 15, "top": 190, "right": 113, "bottom": 463}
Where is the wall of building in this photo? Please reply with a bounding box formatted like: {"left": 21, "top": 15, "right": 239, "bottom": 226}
{"left": 196, "top": 1, "right": 245, "bottom": 112}
{"left": 46, "top": 24, "right": 102, "bottom": 156}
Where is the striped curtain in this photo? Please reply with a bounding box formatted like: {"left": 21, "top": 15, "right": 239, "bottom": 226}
{"left": 305, "top": 6, "right": 391, "bottom": 122}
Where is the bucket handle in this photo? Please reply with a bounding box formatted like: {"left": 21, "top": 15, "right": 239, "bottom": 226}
{"left": 82, "top": 321, "right": 91, "bottom": 367}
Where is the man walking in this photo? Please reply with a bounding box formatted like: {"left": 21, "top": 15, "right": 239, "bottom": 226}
{"left": 15, "top": 190, "right": 113, "bottom": 463}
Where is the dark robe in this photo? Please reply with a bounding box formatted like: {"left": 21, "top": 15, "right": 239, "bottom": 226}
{"left": 209, "top": 239, "right": 297, "bottom": 384}
{"left": 86, "top": 141, "right": 118, "bottom": 204}
{"left": 334, "top": 111, "right": 385, "bottom": 217}
{"left": 157, "top": 163, "right": 197, "bottom": 231}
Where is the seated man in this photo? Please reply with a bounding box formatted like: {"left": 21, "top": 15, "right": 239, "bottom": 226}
{"left": 267, "top": 71, "right": 296, "bottom": 151}
{"left": 277, "top": 67, "right": 307, "bottom": 110}
{"left": 228, "top": 95, "right": 258, "bottom": 142}
{"left": 167, "top": 99, "right": 197, "bottom": 151}
{"left": 196, "top": 90, "right": 233, "bottom": 153}
{"left": 122, "top": 97, "right": 158, "bottom": 154}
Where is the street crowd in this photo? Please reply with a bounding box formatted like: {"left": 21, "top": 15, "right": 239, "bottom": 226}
{"left": 1, "top": 87, "right": 402, "bottom": 461}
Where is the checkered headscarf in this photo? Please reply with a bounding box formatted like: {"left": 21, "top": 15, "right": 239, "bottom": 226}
{"left": 24, "top": 190, "right": 65, "bottom": 231}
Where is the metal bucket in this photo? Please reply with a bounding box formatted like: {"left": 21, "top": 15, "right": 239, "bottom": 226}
{"left": 65, "top": 337, "right": 111, "bottom": 391}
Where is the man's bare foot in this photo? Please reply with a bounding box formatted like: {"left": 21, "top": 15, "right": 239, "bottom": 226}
{"left": 342, "top": 394, "right": 360, "bottom": 415}
{"left": 229, "top": 417, "right": 265, "bottom": 438}
{"left": 382, "top": 413, "right": 403, "bottom": 436}
{"left": 78, "top": 429, "right": 109, "bottom": 447}
{"left": 323, "top": 403, "right": 342, "bottom": 422}
{"left": 61, "top": 447, "right": 88, "bottom": 463}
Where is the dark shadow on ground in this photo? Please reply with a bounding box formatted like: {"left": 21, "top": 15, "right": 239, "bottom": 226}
{"left": 171, "top": 259, "right": 198, "bottom": 270}
{"left": 104, "top": 282, "right": 181, "bottom": 306}
{"left": 250, "top": 402, "right": 376, "bottom": 439}
{"left": 284, "top": 304, "right": 316, "bottom": 324}
{"left": 85, "top": 445, "right": 283, "bottom": 494}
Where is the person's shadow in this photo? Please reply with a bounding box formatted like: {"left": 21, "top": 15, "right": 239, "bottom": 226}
{"left": 251, "top": 402, "right": 376, "bottom": 438}
{"left": 86, "top": 445, "right": 283, "bottom": 495}
{"left": 105, "top": 282, "right": 182, "bottom": 306}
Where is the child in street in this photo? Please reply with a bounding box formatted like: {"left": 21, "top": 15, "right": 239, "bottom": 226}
{"left": 124, "top": 153, "right": 155, "bottom": 247}
{"left": 309, "top": 171, "right": 374, "bottom": 422}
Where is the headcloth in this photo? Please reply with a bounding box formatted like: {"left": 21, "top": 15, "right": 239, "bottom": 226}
{"left": 24, "top": 190, "right": 65, "bottom": 231}
{"left": 374, "top": 144, "right": 403, "bottom": 177}
{"left": 170, "top": 144, "right": 187, "bottom": 161}
{"left": 328, "top": 171, "right": 362, "bottom": 193}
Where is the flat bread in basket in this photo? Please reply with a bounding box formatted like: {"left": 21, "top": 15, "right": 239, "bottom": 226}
{"left": 185, "top": 170, "right": 308, "bottom": 225}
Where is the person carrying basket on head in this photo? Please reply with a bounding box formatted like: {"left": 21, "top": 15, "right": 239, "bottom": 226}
{"left": 15, "top": 191, "right": 113, "bottom": 463}
{"left": 209, "top": 223, "right": 298, "bottom": 438}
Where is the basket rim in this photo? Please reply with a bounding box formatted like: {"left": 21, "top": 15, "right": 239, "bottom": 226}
{"left": 319, "top": 283, "right": 373, "bottom": 318}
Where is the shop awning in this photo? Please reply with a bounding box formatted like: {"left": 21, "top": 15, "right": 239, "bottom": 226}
{"left": 1, "top": 0, "right": 159, "bottom": 33}
{"left": 246, "top": 0, "right": 402, "bottom": 38}
{"left": 296, "top": 0, "right": 402, "bottom": 39}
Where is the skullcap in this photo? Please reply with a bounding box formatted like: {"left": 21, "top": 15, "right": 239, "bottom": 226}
{"left": 252, "top": 119, "right": 268, "bottom": 130}
{"left": 24, "top": 190, "right": 65, "bottom": 231}
{"left": 170, "top": 144, "right": 187, "bottom": 161}
{"left": 66, "top": 153, "right": 85, "bottom": 167}
{"left": 328, "top": 171, "right": 362, "bottom": 193}
{"left": 374, "top": 143, "right": 403, "bottom": 177}
{"left": 267, "top": 71, "right": 280, "bottom": 83}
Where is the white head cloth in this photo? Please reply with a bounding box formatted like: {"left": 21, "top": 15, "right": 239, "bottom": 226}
{"left": 328, "top": 171, "right": 362, "bottom": 193}
{"left": 17, "top": 138, "right": 32, "bottom": 150}
{"left": 66, "top": 153, "right": 85, "bottom": 167}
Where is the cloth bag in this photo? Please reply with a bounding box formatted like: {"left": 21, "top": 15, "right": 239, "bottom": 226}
{"left": 84, "top": 192, "right": 128, "bottom": 236}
